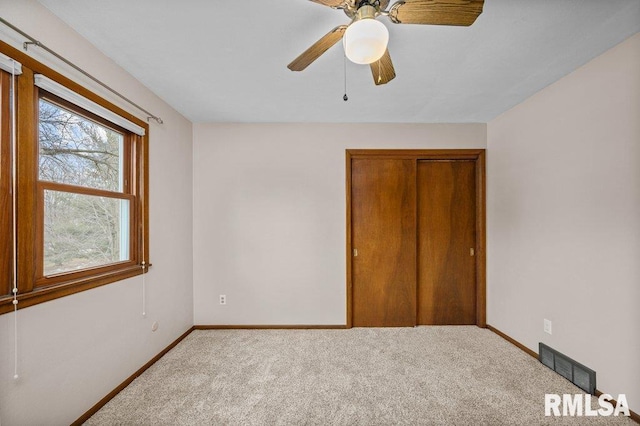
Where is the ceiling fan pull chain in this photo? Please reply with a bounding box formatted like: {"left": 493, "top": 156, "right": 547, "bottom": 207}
{"left": 343, "top": 51, "right": 349, "bottom": 101}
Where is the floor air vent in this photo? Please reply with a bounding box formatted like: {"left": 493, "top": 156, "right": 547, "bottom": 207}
{"left": 539, "top": 343, "right": 596, "bottom": 394}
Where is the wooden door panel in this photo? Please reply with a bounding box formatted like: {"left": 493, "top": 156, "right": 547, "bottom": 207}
{"left": 417, "top": 161, "right": 476, "bottom": 325}
{"left": 351, "top": 159, "right": 416, "bottom": 327}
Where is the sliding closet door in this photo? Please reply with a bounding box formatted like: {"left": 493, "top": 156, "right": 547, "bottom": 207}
{"left": 417, "top": 160, "right": 476, "bottom": 325}
{"left": 351, "top": 159, "right": 416, "bottom": 327}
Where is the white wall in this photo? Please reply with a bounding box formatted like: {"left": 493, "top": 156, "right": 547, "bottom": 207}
{"left": 0, "top": 1, "right": 193, "bottom": 425}
{"left": 193, "top": 123, "right": 486, "bottom": 325}
{"left": 487, "top": 32, "right": 640, "bottom": 411}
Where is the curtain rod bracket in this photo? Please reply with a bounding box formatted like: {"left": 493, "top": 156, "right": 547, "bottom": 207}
{"left": 147, "top": 116, "right": 164, "bottom": 125}
{"left": 23, "top": 40, "right": 41, "bottom": 51}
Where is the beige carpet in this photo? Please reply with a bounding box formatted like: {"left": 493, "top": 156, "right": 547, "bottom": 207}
{"left": 85, "top": 327, "right": 634, "bottom": 425}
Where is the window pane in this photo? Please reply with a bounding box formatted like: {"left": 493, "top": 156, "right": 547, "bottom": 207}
{"left": 44, "top": 190, "right": 129, "bottom": 276}
{"left": 39, "top": 98, "right": 123, "bottom": 192}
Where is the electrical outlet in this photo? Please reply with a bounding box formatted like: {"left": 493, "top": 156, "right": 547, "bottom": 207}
{"left": 219, "top": 295, "right": 226, "bottom": 305}
{"left": 544, "top": 319, "right": 552, "bottom": 335}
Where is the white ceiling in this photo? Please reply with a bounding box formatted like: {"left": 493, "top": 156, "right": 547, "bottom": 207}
{"left": 36, "top": 0, "right": 640, "bottom": 123}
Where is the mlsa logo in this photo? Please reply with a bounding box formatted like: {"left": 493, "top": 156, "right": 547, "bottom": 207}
{"left": 545, "top": 394, "right": 630, "bottom": 417}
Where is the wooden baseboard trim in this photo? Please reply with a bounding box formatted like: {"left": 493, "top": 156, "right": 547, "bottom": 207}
{"left": 194, "top": 324, "right": 348, "bottom": 330}
{"left": 71, "top": 326, "right": 195, "bottom": 425}
{"left": 487, "top": 324, "right": 639, "bottom": 423}
{"left": 486, "top": 324, "right": 538, "bottom": 358}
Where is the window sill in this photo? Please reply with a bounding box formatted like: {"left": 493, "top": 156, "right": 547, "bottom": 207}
{"left": 0, "top": 265, "right": 147, "bottom": 315}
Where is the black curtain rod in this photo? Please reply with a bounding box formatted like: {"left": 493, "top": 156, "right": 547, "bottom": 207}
{"left": 0, "top": 16, "right": 163, "bottom": 125}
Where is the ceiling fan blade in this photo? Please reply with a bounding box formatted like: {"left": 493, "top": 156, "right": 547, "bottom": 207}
{"left": 389, "top": 0, "right": 484, "bottom": 26}
{"left": 370, "top": 49, "right": 396, "bottom": 85}
{"left": 309, "top": 0, "right": 347, "bottom": 7}
{"left": 288, "top": 25, "right": 348, "bottom": 72}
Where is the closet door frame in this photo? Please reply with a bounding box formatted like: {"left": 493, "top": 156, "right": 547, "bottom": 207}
{"left": 346, "top": 149, "right": 486, "bottom": 328}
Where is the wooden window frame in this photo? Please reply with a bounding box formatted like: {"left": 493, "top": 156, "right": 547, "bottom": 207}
{"left": 35, "top": 91, "right": 138, "bottom": 287}
{"left": 1, "top": 71, "right": 13, "bottom": 300}
{"left": 0, "top": 41, "right": 149, "bottom": 315}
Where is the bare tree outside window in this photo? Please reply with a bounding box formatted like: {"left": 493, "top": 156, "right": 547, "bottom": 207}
{"left": 39, "top": 99, "right": 122, "bottom": 191}
{"left": 39, "top": 98, "right": 129, "bottom": 275}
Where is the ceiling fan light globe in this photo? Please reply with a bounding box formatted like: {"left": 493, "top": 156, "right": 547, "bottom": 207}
{"left": 344, "top": 18, "right": 389, "bottom": 65}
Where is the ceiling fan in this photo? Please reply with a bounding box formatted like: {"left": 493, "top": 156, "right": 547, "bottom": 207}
{"left": 288, "top": 0, "right": 484, "bottom": 85}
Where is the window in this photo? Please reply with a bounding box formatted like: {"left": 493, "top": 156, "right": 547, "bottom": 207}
{"left": 0, "top": 49, "right": 149, "bottom": 314}
{"left": 37, "top": 93, "right": 136, "bottom": 284}
{"left": 0, "top": 70, "right": 13, "bottom": 300}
